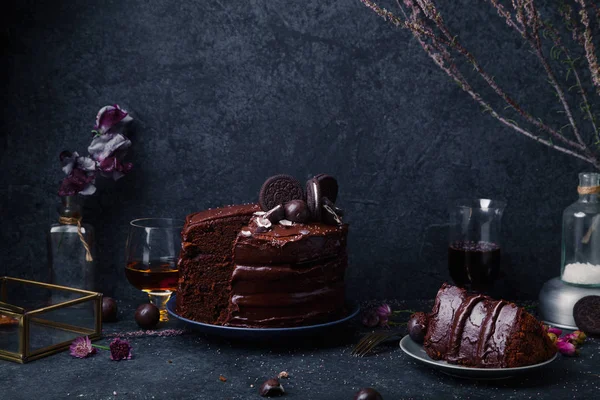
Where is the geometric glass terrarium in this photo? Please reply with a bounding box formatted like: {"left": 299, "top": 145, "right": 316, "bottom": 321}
{"left": 0, "top": 276, "right": 102, "bottom": 364}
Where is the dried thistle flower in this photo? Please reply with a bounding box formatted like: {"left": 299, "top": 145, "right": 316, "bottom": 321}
{"left": 69, "top": 336, "right": 97, "bottom": 359}
{"left": 109, "top": 338, "right": 133, "bottom": 361}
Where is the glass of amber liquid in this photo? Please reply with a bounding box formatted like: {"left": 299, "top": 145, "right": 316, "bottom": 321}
{"left": 125, "top": 218, "right": 183, "bottom": 321}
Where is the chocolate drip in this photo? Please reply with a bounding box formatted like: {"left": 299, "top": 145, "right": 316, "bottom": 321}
{"left": 478, "top": 300, "right": 507, "bottom": 365}
{"left": 446, "top": 294, "right": 485, "bottom": 362}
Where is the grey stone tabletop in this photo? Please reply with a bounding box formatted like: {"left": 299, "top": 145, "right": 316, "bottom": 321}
{"left": 1, "top": 300, "right": 598, "bottom": 400}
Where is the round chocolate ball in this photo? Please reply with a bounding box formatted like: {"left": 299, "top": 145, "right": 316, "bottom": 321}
{"left": 407, "top": 312, "right": 428, "bottom": 343}
{"left": 284, "top": 199, "right": 310, "bottom": 223}
{"left": 354, "top": 388, "right": 383, "bottom": 400}
{"left": 135, "top": 303, "right": 160, "bottom": 329}
{"left": 102, "top": 297, "right": 118, "bottom": 322}
{"left": 259, "top": 378, "right": 284, "bottom": 397}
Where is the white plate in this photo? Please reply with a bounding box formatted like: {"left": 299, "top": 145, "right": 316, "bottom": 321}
{"left": 399, "top": 335, "right": 558, "bottom": 380}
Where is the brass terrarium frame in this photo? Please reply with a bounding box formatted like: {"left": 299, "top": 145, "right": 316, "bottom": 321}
{"left": 0, "top": 276, "right": 102, "bottom": 364}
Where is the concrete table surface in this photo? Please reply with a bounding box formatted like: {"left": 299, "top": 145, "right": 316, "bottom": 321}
{"left": 1, "top": 300, "right": 598, "bottom": 400}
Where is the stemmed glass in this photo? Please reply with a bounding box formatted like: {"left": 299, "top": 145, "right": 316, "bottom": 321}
{"left": 125, "top": 218, "right": 183, "bottom": 321}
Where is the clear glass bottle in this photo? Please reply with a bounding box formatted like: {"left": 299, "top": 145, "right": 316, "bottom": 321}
{"left": 561, "top": 172, "right": 600, "bottom": 287}
{"left": 47, "top": 196, "right": 96, "bottom": 301}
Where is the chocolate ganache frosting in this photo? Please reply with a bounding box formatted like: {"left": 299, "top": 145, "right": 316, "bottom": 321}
{"left": 225, "top": 216, "right": 348, "bottom": 327}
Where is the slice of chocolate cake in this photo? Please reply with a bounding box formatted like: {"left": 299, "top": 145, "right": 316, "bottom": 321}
{"left": 421, "top": 283, "right": 556, "bottom": 368}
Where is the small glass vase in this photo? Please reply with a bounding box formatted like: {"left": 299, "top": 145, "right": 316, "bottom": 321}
{"left": 561, "top": 173, "right": 600, "bottom": 287}
{"left": 47, "top": 196, "right": 97, "bottom": 301}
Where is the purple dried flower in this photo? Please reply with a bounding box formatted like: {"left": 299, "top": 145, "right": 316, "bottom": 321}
{"left": 58, "top": 151, "right": 96, "bottom": 196}
{"left": 361, "top": 309, "right": 380, "bottom": 328}
{"left": 109, "top": 338, "right": 133, "bottom": 361}
{"left": 94, "top": 104, "right": 133, "bottom": 135}
{"left": 58, "top": 167, "right": 97, "bottom": 197}
{"left": 69, "top": 336, "right": 97, "bottom": 358}
{"left": 88, "top": 133, "right": 132, "bottom": 180}
{"left": 556, "top": 338, "right": 579, "bottom": 356}
{"left": 376, "top": 304, "right": 392, "bottom": 319}
{"left": 375, "top": 303, "right": 392, "bottom": 327}
{"left": 60, "top": 151, "right": 95, "bottom": 176}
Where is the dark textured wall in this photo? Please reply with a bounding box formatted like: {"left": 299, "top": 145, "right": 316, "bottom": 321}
{"left": 1, "top": 0, "right": 593, "bottom": 301}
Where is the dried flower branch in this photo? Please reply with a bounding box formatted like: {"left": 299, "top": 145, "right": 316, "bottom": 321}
{"left": 360, "top": 0, "right": 600, "bottom": 169}
{"left": 575, "top": 0, "right": 600, "bottom": 93}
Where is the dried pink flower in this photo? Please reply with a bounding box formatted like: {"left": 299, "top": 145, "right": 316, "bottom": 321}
{"left": 109, "top": 338, "right": 133, "bottom": 361}
{"left": 556, "top": 338, "right": 579, "bottom": 356}
{"left": 69, "top": 336, "right": 97, "bottom": 358}
{"left": 563, "top": 330, "right": 587, "bottom": 346}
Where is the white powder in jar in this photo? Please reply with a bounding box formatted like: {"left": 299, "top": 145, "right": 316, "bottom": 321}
{"left": 562, "top": 262, "right": 600, "bottom": 285}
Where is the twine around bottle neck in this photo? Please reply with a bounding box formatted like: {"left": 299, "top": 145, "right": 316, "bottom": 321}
{"left": 58, "top": 216, "right": 93, "bottom": 262}
{"left": 577, "top": 186, "right": 600, "bottom": 195}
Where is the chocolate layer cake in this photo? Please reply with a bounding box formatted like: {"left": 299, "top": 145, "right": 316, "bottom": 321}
{"left": 422, "top": 283, "right": 556, "bottom": 368}
{"left": 176, "top": 206, "right": 348, "bottom": 328}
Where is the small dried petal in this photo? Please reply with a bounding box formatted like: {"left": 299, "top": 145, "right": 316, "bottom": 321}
{"left": 94, "top": 104, "right": 133, "bottom": 135}
{"left": 547, "top": 327, "right": 563, "bottom": 336}
{"left": 547, "top": 332, "right": 558, "bottom": 344}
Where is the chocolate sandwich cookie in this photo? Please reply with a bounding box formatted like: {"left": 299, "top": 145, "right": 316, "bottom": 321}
{"left": 314, "top": 173, "right": 338, "bottom": 203}
{"left": 306, "top": 174, "right": 340, "bottom": 222}
{"left": 573, "top": 295, "right": 600, "bottom": 335}
{"left": 306, "top": 176, "right": 322, "bottom": 221}
{"left": 258, "top": 174, "right": 304, "bottom": 212}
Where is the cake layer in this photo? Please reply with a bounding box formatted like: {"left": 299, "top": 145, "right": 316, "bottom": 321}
{"left": 181, "top": 204, "right": 260, "bottom": 258}
{"left": 226, "top": 283, "right": 346, "bottom": 328}
{"left": 231, "top": 255, "right": 347, "bottom": 294}
{"left": 235, "top": 219, "right": 348, "bottom": 264}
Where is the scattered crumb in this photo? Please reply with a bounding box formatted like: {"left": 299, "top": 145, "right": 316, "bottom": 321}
{"left": 278, "top": 371, "right": 289, "bottom": 379}
{"left": 250, "top": 384, "right": 254, "bottom": 388}
{"left": 113, "top": 392, "right": 117, "bottom": 396}
{"left": 219, "top": 375, "right": 227, "bottom": 382}
{"left": 168, "top": 360, "right": 172, "bottom": 364}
